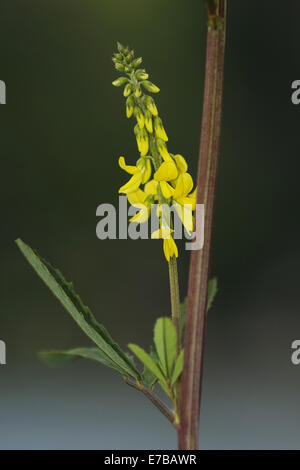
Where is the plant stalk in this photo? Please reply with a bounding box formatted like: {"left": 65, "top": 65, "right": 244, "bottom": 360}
{"left": 168, "top": 256, "right": 181, "bottom": 353}
{"left": 178, "top": 0, "right": 227, "bottom": 450}
{"left": 124, "top": 377, "right": 176, "bottom": 427}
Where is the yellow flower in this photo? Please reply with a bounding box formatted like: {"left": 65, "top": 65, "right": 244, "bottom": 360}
{"left": 173, "top": 173, "right": 196, "bottom": 235}
{"left": 118, "top": 156, "right": 151, "bottom": 194}
{"left": 174, "top": 154, "right": 188, "bottom": 174}
{"left": 151, "top": 227, "right": 178, "bottom": 262}
{"left": 154, "top": 160, "right": 178, "bottom": 182}
{"left": 163, "top": 237, "right": 178, "bottom": 262}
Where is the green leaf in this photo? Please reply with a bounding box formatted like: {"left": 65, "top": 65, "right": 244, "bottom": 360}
{"left": 128, "top": 344, "right": 166, "bottom": 384}
{"left": 171, "top": 349, "right": 184, "bottom": 385}
{"left": 39, "top": 347, "right": 125, "bottom": 375}
{"left": 16, "top": 238, "right": 140, "bottom": 380}
{"left": 142, "top": 346, "right": 158, "bottom": 388}
{"left": 154, "top": 317, "right": 177, "bottom": 379}
{"left": 207, "top": 277, "right": 218, "bottom": 311}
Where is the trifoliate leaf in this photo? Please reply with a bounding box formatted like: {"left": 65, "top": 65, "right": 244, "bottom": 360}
{"left": 154, "top": 317, "right": 177, "bottom": 379}
{"left": 16, "top": 238, "right": 140, "bottom": 381}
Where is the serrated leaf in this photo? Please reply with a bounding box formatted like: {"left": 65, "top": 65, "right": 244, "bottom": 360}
{"left": 154, "top": 317, "right": 177, "bottom": 379}
{"left": 207, "top": 277, "right": 218, "bottom": 311}
{"left": 16, "top": 238, "right": 140, "bottom": 380}
{"left": 142, "top": 346, "right": 158, "bottom": 388}
{"left": 128, "top": 344, "right": 166, "bottom": 384}
{"left": 39, "top": 347, "right": 125, "bottom": 375}
{"left": 171, "top": 349, "right": 184, "bottom": 385}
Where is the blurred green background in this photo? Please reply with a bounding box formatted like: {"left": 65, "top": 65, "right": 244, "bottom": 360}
{"left": 1, "top": 0, "right": 300, "bottom": 449}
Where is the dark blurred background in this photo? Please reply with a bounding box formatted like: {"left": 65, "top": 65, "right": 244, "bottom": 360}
{"left": 0, "top": 0, "right": 300, "bottom": 449}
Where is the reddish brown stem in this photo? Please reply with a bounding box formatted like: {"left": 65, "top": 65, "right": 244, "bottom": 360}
{"left": 178, "top": 0, "right": 227, "bottom": 450}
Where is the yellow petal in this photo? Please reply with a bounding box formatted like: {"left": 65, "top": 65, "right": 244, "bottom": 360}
{"left": 119, "top": 172, "right": 142, "bottom": 194}
{"left": 174, "top": 202, "right": 194, "bottom": 235}
{"left": 159, "top": 181, "right": 174, "bottom": 199}
{"left": 129, "top": 203, "right": 150, "bottom": 223}
{"left": 174, "top": 154, "right": 188, "bottom": 173}
{"left": 152, "top": 227, "right": 173, "bottom": 239}
{"left": 144, "top": 179, "right": 158, "bottom": 195}
{"left": 174, "top": 173, "right": 193, "bottom": 199}
{"left": 142, "top": 158, "right": 152, "bottom": 184}
{"left": 118, "top": 156, "right": 139, "bottom": 175}
{"left": 127, "top": 189, "right": 147, "bottom": 207}
{"left": 163, "top": 237, "right": 178, "bottom": 261}
{"left": 154, "top": 160, "right": 178, "bottom": 182}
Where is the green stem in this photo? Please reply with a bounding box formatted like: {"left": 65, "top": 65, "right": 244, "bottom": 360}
{"left": 168, "top": 256, "right": 181, "bottom": 354}
{"left": 178, "top": 0, "right": 227, "bottom": 450}
{"left": 124, "top": 377, "right": 176, "bottom": 427}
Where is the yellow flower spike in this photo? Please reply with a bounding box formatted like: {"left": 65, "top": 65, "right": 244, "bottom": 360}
{"left": 163, "top": 237, "right": 178, "bottom": 262}
{"left": 154, "top": 117, "right": 168, "bottom": 142}
{"left": 159, "top": 181, "right": 174, "bottom": 199}
{"left": 129, "top": 203, "right": 150, "bottom": 223}
{"left": 154, "top": 160, "right": 178, "bottom": 182}
{"left": 174, "top": 154, "right": 188, "bottom": 174}
{"left": 119, "top": 172, "right": 142, "bottom": 194}
{"left": 141, "top": 158, "right": 152, "bottom": 184}
{"left": 118, "top": 156, "right": 140, "bottom": 175}
{"left": 127, "top": 189, "right": 147, "bottom": 207}
{"left": 144, "top": 179, "right": 158, "bottom": 196}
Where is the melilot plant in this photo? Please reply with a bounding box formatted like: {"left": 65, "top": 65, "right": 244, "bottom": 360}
{"left": 16, "top": 0, "right": 227, "bottom": 449}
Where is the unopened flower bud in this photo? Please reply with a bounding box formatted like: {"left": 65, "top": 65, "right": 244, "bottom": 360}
{"left": 132, "top": 57, "right": 143, "bottom": 68}
{"left": 134, "top": 86, "right": 142, "bottom": 98}
{"left": 134, "top": 107, "right": 145, "bottom": 129}
{"left": 154, "top": 116, "right": 168, "bottom": 141}
{"left": 115, "top": 62, "right": 125, "bottom": 72}
{"left": 144, "top": 110, "right": 153, "bottom": 133}
{"left": 145, "top": 96, "right": 158, "bottom": 116}
{"left": 126, "top": 96, "right": 134, "bottom": 118}
{"left": 136, "top": 69, "right": 149, "bottom": 81}
{"left": 141, "top": 81, "right": 160, "bottom": 93}
{"left": 112, "top": 77, "right": 128, "bottom": 87}
{"left": 123, "top": 83, "right": 132, "bottom": 97}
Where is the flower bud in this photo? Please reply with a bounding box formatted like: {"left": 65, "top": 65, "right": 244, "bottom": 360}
{"left": 126, "top": 96, "right": 134, "bottom": 118}
{"left": 115, "top": 62, "right": 125, "bottom": 72}
{"left": 135, "top": 69, "right": 149, "bottom": 81}
{"left": 154, "top": 116, "right": 168, "bottom": 141}
{"left": 112, "top": 77, "right": 128, "bottom": 87}
{"left": 134, "top": 86, "right": 142, "bottom": 98}
{"left": 156, "top": 139, "right": 171, "bottom": 161}
{"left": 144, "top": 110, "right": 153, "bottom": 133}
{"left": 134, "top": 107, "right": 145, "bottom": 129}
{"left": 117, "top": 42, "right": 125, "bottom": 53}
{"left": 123, "top": 83, "right": 132, "bottom": 97}
{"left": 132, "top": 57, "right": 143, "bottom": 68}
{"left": 141, "top": 81, "right": 160, "bottom": 93}
{"left": 145, "top": 96, "right": 158, "bottom": 116}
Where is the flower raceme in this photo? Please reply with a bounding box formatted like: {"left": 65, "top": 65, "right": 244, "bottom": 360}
{"left": 113, "top": 43, "right": 196, "bottom": 261}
